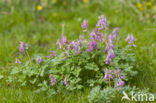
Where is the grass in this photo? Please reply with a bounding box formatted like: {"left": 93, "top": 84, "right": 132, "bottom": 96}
{"left": 0, "top": 0, "right": 156, "bottom": 102}
{"left": 0, "top": 87, "right": 90, "bottom": 103}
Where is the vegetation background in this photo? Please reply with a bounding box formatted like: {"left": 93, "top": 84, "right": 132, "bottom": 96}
{"left": 0, "top": 0, "right": 156, "bottom": 102}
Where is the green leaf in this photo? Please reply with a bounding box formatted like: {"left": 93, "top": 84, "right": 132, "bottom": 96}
{"left": 85, "top": 63, "right": 99, "bottom": 71}
{"left": 11, "top": 67, "right": 20, "bottom": 74}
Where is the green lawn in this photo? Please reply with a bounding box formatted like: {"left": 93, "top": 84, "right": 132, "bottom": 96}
{"left": 0, "top": 0, "right": 156, "bottom": 102}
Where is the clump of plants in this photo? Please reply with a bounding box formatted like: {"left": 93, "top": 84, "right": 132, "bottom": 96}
{"left": 8, "top": 15, "right": 140, "bottom": 100}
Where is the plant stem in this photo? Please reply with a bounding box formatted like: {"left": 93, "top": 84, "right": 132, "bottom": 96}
{"left": 109, "top": 77, "right": 111, "bottom": 87}
{"left": 25, "top": 50, "right": 32, "bottom": 65}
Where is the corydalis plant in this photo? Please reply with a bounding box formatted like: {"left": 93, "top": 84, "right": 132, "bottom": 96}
{"left": 125, "top": 34, "right": 137, "bottom": 47}
{"left": 17, "top": 42, "right": 32, "bottom": 65}
{"left": 104, "top": 68, "right": 125, "bottom": 89}
{"left": 10, "top": 15, "right": 137, "bottom": 95}
{"left": 56, "top": 34, "right": 67, "bottom": 49}
{"left": 49, "top": 74, "right": 57, "bottom": 87}
{"left": 104, "top": 28, "right": 119, "bottom": 64}
{"left": 37, "top": 56, "right": 43, "bottom": 64}
{"left": 96, "top": 15, "right": 108, "bottom": 30}
{"left": 19, "top": 42, "right": 28, "bottom": 53}
{"left": 63, "top": 76, "right": 68, "bottom": 87}
{"left": 81, "top": 20, "right": 89, "bottom": 32}
{"left": 15, "top": 58, "right": 22, "bottom": 64}
{"left": 47, "top": 51, "right": 55, "bottom": 58}
{"left": 56, "top": 34, "right": 83, "bottom": 56}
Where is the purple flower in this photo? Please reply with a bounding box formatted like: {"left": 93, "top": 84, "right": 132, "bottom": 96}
{"left": 56, "top": 39, "right": 62, "bottom": 49}
{"left": 96, "top": 15, "right": 108, "bottom": 29}
{"left": 74, "top": 45, "right": 80, "bottom": 55}
{"left": 66, "top": 45, "right": 70, "bottom": 50}
{"left": 114, "top": 68, "right": 125, "bottom": 79}
{"left": 89, "top": 30, "right": 96, "bottom": 38}
{"left": 49, "top": 74, "right": 54, "bottom": 87}
{"left": 63, "top": 76, "right": 68, "bottom": 86}
{"left": 81, "top": 20, "right": 89, "bottom": 32}
{"left": 37, "top": 56, "right": 43, "bottom": 64}
{"left": 104, "top": 28, "right": 119, "bottom": 64}
{"left": 70, "top": 41, "right": 77, "bottom": 49}
{"left": 104, "top": 69, "right": 114, "bottom": 81}
{"left": 54, "top": 78, "right": 57, "bottom": 83}
{"left": 49, "top": 74, "right": 57, "bottom": 87}
{"left": 104, "top": 68, "right": 125, "bottom": 88}
{"left": 79, "top": 35, "right": 84, "bottom": 42}
{"left": 61, "top": 34, "right": 67, "bottom": 46}
{"left": 86, "top": 39, "right": 98, "bottom": 52}
{"left": 125, "top": 34, "right": 137, "bottom": 47}
{"left": 15, "top": 58, "right": 22, "bottom": 64}
{"left": 109, "top": 49, "right": 115, "bottom": 58}
{"left": 50, "top": 51, "right": 55, "bottom": 56}
{"left": 115, "top": 78, "right": 125, "bottom": 88}
{"left": 105, "top": 48, "right": 115, "bottom": 64}
{"left": 107, "top": 27, "right": 119, "bottom": 43}
{"left": 47, "top": 51, "right": 56, "bottom": 58}
{"left": 111, "top": 27, "right": 119, "bottom": 38}
{"left": 70, "top": 41, "right": 76, "bottom": 49}
{"left": 118, "top": 79, "right": 125, "bottom": 88}
{"left": 104, "top": 69, "right": 109, "bottom": 81}
{"left": 79, "top": 35, "right": 84, "bottom": 47}
{"left": 96, "top": 32, "right": 103, "bottom": 42}
{"left": 19, "top": 42, "right": 28, "bottom": 53}
{"left": 56, "top": 34, "right": 68, "bottom": 49}
{"left": 69, "top": 41, "right": 81, "bottom": 55}
{"left": 107, "top": 27, "right": 119, "bottom": 44}
{"left": 47, "top": 56, "right": 51, "bottom": 59}
{"left": 105, "top": 30, "right": 118, "bottom": 51}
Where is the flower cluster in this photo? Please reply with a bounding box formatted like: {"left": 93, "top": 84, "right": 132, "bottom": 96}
{"left": 104, "top": 68, "right": 125, "bottom": 89}
{"left": 15, "top": 42, "right": 29, "bottom": 65}
{"left": 86, "top": 31, "right": 98, "bottom": 52}
{"left": 47, "top": 51, "right": 56, "bottom": 58}
{"left": 15, "top": 58, "right": 22, "bottom": 64}
{"left": 49, "top": 74, "right": 57, "bottom": 87}
{"left": 125, "top": 34, "right": 137, "bottom": 47}
{"left": 56, "top": 34, "right": 83, "bottom": 56}
{"left": 19, "top": 42, "right": 28, "bottom": 53}
{"left": 56, "top": 34, "right": 67, "bottom": 49}
{"left": 81, "top": 20, "right": 89, "bottom": 32}
{"left": 63, "top": 76, "right": 68, "bottom": 86}
{"left": 37, "top": 56, "right": 43, "bottom": 64}
{"left": 105, "top": 28, "right": 119, "bottom": 64}
{"left": 96, "top": 15, "right": 108, "bottom": 30}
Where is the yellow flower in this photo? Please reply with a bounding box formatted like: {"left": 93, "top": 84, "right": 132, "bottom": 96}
{"left": 83, "top": 0, "right": 88, "bottom": 4}
{"left": 145, "top": 1, "right": 152, "bottom": 6}
{"left": 137, "top": 3, "right": 143, "bottom": 8}
{"left": 37, "top": 5, "right": 43, "bottom": 11}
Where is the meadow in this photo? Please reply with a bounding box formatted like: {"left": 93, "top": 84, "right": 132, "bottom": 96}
{"left": 0, "top": 0, "right": 156, "bottom": 103}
